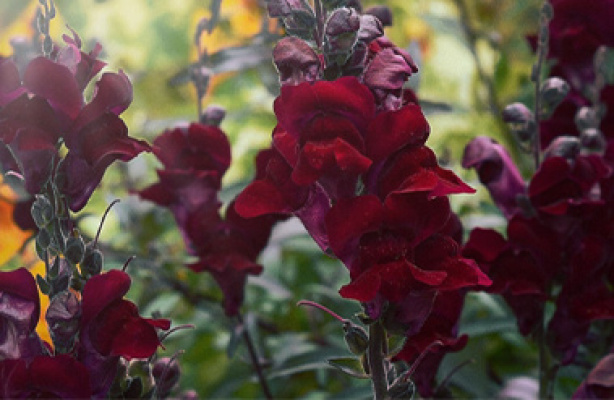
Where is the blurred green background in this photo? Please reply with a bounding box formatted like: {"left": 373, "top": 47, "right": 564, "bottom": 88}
{"left": 1, "top": 1, "right": 569, "bottom": 398}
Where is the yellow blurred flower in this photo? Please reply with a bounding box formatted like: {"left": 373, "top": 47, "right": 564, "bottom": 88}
{"left": 0, "top": 177, "right": 31, "bottom": 266}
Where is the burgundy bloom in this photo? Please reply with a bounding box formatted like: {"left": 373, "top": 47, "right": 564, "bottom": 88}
{"left": 326, "top": 194, "right": 490, "bottom": 307}
{"left": 186, "top": 202, "right": 281, "bottom": 316}
{"left": 0, "top": 355, "right": 91, "bottom": 399}
{"left": 0, "top": 33, "right": 149, "bottom": 211}
{"left": 150, "top": 123, "right": 231, "bottom": 176}
{"left": 0, "top": 268, "right": 44, "bottom": 361}
{"left": 462, "top": 136, "right": 526, "bottom": 218}
{"left": 394, "top": 291, "right": 468, "bottom": 398}
{"left": 273, "top": 77, "right": 375, "bottom": 196}
{"left": 79, "top": 269, "right": 170, "bottom": 395}
{"left": 547, "top": 0, "right": 614, "bottom": 89}
{"left": 235, "top": 145, "right": 331, "bottom": 250}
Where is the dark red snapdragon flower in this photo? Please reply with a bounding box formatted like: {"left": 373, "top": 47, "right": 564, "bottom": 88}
{"left": 79, "top": 269, "right": 170, "bottom": 396}
{"left": 139, "top": 122, "right": 282, "bottom": 316}
{"left": 0, "top": 31, "right": 149, "bottom": 211}
{"left": 0, "top": 268, "right": 45, "bottom": 361}
{"left": 462, "top": 136, "right": 526, "bottom": 218}
{"left": 0, "top": 354, "right": 92, "bottom": 399}
{"left": 546, "top": 0, "right": 614, "bottom": 90}
{"left": 573, "top": 353, "right": 614, "bottom": 399}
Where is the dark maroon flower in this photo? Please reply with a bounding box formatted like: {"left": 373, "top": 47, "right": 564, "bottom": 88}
{"left": 0, "top": 58, "right": 24, "bottom": 106}
{"left": 81, "top": 269, "right": 170, "bottom": 360}
{"left": 273, "top": 77, "right": 375, "bottom": 195}
{"left": 79, "top": 269, "right": 170, "bottom": 395}
{"left": 0, "top": 355, "right": 92, "bottom": 399}
{"left": 187, "top": 201, "right": 281, "bottom": 316}
{"left": 0, "top": 33, "right": 149, "bottom": 211}
{"left": 546, "top": 0, "right": 614, "bottom": 89}
{"left": 528, "top": 154, "right": 609, "bottom": 218}
{"left": 150, "top": 123, "right": 231, "bottom": 177}
{"left": 326, "top": 194, "right": 490, "bottom": 307}
{"left": 235, "top": 145, "right": 331, "bottom": 250}
{"left": 0, "top": 268, "right": 44, "bottom": 361}
{"left": 393, "top": 291, "right": 469, "bottom": 398}
{"left": 462, "top": 136, "right": 526, "bottom": 218}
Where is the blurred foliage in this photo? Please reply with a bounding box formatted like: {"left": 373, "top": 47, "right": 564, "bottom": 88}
{"left": 1, "top": 0, "right": 592, "bottom": 398}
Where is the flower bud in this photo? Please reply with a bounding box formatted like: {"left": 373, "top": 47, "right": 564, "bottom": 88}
{"left": 365, "top": 6, "right": 393, "bottom": 27}
{"left": 127, "top": 360, "right": 153, "bottom": 396}
{"left": 325, "top": 8, "right": 360, "bottom": 57}
{"left": 82, "top": 246, "right": 103, "bottom": 276}
{"left": 387, "top": 379, "right": 416, "bottom": 399}
{"left": 575, "top": 106, "right": 601, "bottom": 131}
{"left": 343, "top": 322, "right": 369, "bottom": 355}
{"left": 152, "top": 357, "right": 181, "bottom": 398}
{"left": 64, "top": 235, "right": 85, "bottom": 265}
{"left": 540, "top": 77, "right": 570, "bottom": 118}
{"left": 357, "top": 14, "right": 384, "bottom": 43}
{"left": 200, "top": 105, "right": 226, "bottom": 127}
{"left": 36, "top": 228, "right": 51, "bottom": 249}
{"left": 580, "top": 128, "right": 607, "bottom": 154}
{"left": 543, "top": 136, "right": 581, "bottom": 161}
{"left": 273, "top": 36, "right": 321, "bottom": 86}
{"left": 502, "top": 102, "right": 536, "bottom": 142}
{"left": 46, "top": 290, "right": 81, "bottom": 353}
{"left": 31, "top": 194, "right": 54, "bottom": 228}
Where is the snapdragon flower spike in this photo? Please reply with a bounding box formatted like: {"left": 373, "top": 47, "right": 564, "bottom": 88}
{"left": 0, "top": 31, "right": 149, "bottom": 212}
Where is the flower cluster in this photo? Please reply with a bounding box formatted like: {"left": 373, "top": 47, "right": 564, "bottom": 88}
{"left": 463, "top": 0, "right": 614, "bottom": 369}
{"left": 0, "top": 267, "right": 170, "bottom": 398}
{"left": 139, "top": 121, "right": 282, "bottom": 316}
{"left": 235, "top": 2, "right": 491, "bottom": 394}
{"left": 0, "top": 30, "right": 149, "bottom": 217}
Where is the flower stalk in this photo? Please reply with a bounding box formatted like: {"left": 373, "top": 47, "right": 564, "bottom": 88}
{"left": 368, "top": 320, "right": 389, "bottom": 400}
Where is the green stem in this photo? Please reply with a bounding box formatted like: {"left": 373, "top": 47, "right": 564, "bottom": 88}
{"left": 536, "top": 320, "right": 557, "bottom": 399}
{"left": 368, "top": 321, "right": 389, "bottom": 400}
{"left": 237, "top": 313, "right": 274, "bottom": 400}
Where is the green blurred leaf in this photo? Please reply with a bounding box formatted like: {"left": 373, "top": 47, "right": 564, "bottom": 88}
{"left": 327, "top": 357, "right": 369, "bottom": 379}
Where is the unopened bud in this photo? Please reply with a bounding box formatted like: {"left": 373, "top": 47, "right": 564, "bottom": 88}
{"left": 388, "top": 379, "right": 416, "bottom": 399}
{"left": 357, "top": 14, "right": 384, "bottom": 43}
{"left": 325, "top": 8, "right": 360, "bottom": 56}
{"left": 31, "top": 195, "right": 54, "bottom": 228}
{"left": 82, "top": 246, "right": 103, "bottom": 276}
{"left": 128, "top": 360, "right": 153, "bottom": 396}
{"left": 365, "top": 6, "right": 393, "bottom": 27}
{"left": 540, "top": 77, "right": 570, "bottom": 118}
{"left": 502, "top": 102, "right": 536, "bottom": 142}
{"left": 273, "top": 36, "right": 321, "bottom": 86}
{"left": 153, "top": 357, "right": 181, "bottom": 398}
{"left": 580, "top": 128, "right": 606, "bottom": 154}
{"left": 200, "top": 105, "right": 226, "bottom": 127}
{"left": 46, "top": 290, "right": 81, "bottom": 353}
{"left": 543, "top": 136, "right": 581, "bottom": 160}
{"left": 36, "top": 228, "right": 51, "bottom": 249}
{"left": 575, "top": 106, "right": 601, "bottom": 131}
{"left": 64, "top": 235, "right": 85, "bottom": 265}
{"left": 343, "top": 322, "right": 369, "bottom": 355}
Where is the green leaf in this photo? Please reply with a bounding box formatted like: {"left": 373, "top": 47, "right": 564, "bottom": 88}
{"left": 387, "top": 334, "right": 408, "bottom": 357}
{"left": 327, "top": 357, "right": 370, "bottom": 379}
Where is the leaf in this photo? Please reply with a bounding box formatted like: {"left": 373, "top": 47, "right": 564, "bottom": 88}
{"left": 387, "top": 334, "right": 408, "bottom": 357}
{"left": 226, "top": 320, "right": 246, "bottom": 358}
{"left": 327, "top": 357, "right": 370, "bottom": 379}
